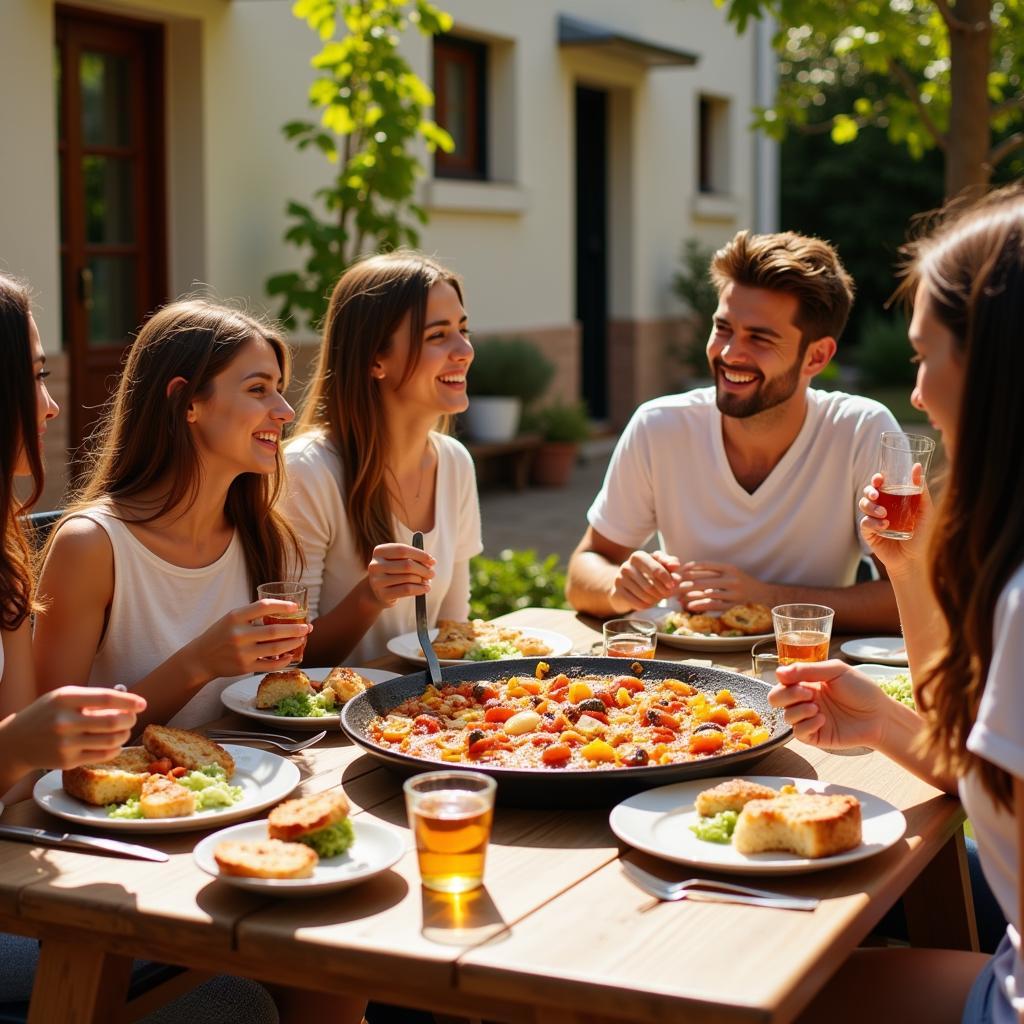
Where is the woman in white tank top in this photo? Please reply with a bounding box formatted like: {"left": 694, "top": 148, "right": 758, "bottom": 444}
{"left": 34, "top": 300, "right": 311, "bottom": 729}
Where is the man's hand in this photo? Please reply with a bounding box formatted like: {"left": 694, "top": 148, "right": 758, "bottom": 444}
{"left": 610, "top": 550, "right": 682, "bottom": 612}
{"left": 677, "top": 560, "right": 778, "bottom": 612}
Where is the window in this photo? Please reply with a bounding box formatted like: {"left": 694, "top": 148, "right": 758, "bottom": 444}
{"left": 698, "top": 95, "right": 730, "bottom": 195}
{"left": 433, "top": 35, "right": 488, "bottom": 180}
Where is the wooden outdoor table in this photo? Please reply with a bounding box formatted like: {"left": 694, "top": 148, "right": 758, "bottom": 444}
{"left": 0, "top": 608, "right": 976, "bottom": 1024}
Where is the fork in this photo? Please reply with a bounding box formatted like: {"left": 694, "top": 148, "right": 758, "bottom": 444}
{"left": 205, "top": 729, "right": 327, "bottom": 753}
{"left": 621, "top": 860, "right": 819, "bottom": 911}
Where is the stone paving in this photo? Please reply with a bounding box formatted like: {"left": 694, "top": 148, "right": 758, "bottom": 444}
{"left": 476, "top": 438, "right": 614, "bottom": 566}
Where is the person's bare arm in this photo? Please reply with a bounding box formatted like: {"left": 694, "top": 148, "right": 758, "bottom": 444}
{"left": 566, "top": 526, "right": 681, "bottom": 617}
{"left": 0, "top": 619, "right": 35, "bottom": 719}
{"left": 35, "top": 519, "right": 309, "bottom": 729}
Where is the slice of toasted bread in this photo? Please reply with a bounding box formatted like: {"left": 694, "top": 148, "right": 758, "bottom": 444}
{"left": 214, "top": 838, "right": 318, "bottom": 879}
{"left": 139, "top": 774, "right": 196, "bottom": 818}
{"left": 267, "top": 788, "right": 350, "bottom": 842}
{"left": 324, "top": 667, "right": 370, "bottom": 705}
{"left": 732, "top": 792, "right": 862, "bottom": 858}
{"left": 62, "top": 746, "right": 152, "bottom": 806}
{"left": 256, "top": 669, "right": 313, "bottom": 709}
{"left": 142, "top": 724, "right": 235, "bottom": 778}
{"left": 695, "top": 778, "right": 781, "bottom": 817}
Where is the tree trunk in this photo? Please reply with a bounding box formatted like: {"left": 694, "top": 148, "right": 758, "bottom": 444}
{"left": 945, "top": 0, "right": 993, "bottom": 197}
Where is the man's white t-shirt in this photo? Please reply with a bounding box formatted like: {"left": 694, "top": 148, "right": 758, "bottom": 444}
{"left": 962, "top": 560, "right": 1024, "bottom": 1024}
{"left": 284, "top": 430, "right": 483, "bottom": 665}
{"left": 587, "top": 387, "right": 899, "bottom": 587}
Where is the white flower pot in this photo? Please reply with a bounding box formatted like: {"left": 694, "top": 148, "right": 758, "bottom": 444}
{"left": 463, "top": 396, "right": 522, "bottom": 442}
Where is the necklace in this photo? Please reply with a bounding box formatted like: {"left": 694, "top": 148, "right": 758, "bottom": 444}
{"left": 391, "top": 443, "right": 432, "bottom": 523}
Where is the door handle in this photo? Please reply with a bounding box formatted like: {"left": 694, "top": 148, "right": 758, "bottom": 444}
{"left": 78, "top": 266, "right": 94, "bottom": 310}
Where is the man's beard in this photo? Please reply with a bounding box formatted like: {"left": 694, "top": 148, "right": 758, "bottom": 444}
{"left": 713, "top": 356, "right": 803, "bottom": 419}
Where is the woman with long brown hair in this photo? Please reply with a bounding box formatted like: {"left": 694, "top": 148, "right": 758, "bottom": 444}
{"left": 34, "top": 299, "right": 311, "bottom": 728}
{"left": 285, "top": 250, "right": 481, "bottom": 665}
{"left": 771, "top": 184, "right": 1024, "bottom": 1023}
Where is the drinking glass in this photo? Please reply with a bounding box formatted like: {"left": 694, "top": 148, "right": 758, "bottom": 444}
{"left": 876, "top": 431, "right": 936, "bottom": 540}
{"left": 750, "top": 638, "right": 780, "bottom": 684}
{"left": 602, "top": 618, "right": 657, "bottom": 659}
{"left": 404, "top": 771, "right": 496, "bottom": 894}
{"left": 257, "top": 581, "right": 308, "bottom": 667}
{"left": 771, "top": 604, "right": 834, "bottom": 665}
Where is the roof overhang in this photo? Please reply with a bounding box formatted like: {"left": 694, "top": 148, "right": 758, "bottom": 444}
{"left": 558, "top": 14, "right": 699, "bottom": 68}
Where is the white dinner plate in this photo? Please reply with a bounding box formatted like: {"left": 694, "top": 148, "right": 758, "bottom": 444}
{"left": 609, "top": 775, "right": 907, "bottom": 875}
{"left": 194, "top": 817, "right": 406, "bottom": 896}
{"left": 34, "top": 745, "right": 301, "bottom": 833}
{"left": 633, "top": 604, "right": 773, "bottom": 653}
{"left": 220, "top": 667, "right": 399, "bottom": 730}
{"left": 840, "top": 637, "right": 909, "bottom": 666}
{"left": 386, "top": 626, "right": 573, "bottom": 667}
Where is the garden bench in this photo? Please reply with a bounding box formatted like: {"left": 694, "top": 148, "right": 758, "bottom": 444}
{"left": 465, "top": 434, "right": 542, "bottom": 490}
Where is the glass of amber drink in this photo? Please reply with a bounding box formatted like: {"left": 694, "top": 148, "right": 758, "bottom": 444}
{"left": 771, "top": 604, "right": 834, "bottom": 665}
{"left": 876, "top": 431, "right": 936, "bottom": 540}
{"left": 404, "top": 771, "right": 496, "bottom": 893}
{"left": 602, "top": 618, "right": 657, "bottom": 659}
{"left": 257, "top": 581, "right": 308, "bottom": 667}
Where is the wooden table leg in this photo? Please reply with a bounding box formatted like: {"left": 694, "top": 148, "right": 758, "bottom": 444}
{"left": 903, "top": 828, "right": 980, "bottom": 951}
{"left": 27, "top": 939, "right": 132, "bottom": 1024}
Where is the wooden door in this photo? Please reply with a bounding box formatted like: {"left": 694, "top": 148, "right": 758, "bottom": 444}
{"left": 55, "top": 7, "right": 166, "bottom": 451}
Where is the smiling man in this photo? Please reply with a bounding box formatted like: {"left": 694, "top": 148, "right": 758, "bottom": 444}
{"left": 567, "top": 230, "right": 901, "bottom": 631}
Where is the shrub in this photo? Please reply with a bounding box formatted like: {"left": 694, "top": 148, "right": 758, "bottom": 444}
{"left": 672, "top": 239, "right": 719, "bottom": 370}
{"left": 469, "top": 549, "right": 569, "bottom": 619}
{"left": 523, "top": 400, "right": 591, "bottom": 443}
{"left": 855, "top": 310, "right": 916, "bottom": 388}
{"left": 468, "top": 338, "right": 555, "bottom": 405}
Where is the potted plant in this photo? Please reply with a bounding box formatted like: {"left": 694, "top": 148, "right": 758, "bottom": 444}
{"left": 463, "top": 338, "right": 555, "bottom": 442}
{"left": 529, "top": 400, "right": 591, "bottom": 487}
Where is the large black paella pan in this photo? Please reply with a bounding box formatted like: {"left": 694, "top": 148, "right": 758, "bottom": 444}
{"left": 340, "top": 656, "right": 791, "bottom": 806}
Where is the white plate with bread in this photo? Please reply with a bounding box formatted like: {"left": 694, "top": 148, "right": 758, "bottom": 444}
{"left": 610, "top": 775, "right": 906, "bottom": 875}
{"left": 220, "top": 666, "right": 399, "bottom": 730}
{"left": 194, "top": 790, "right": 405, "bottom": 895}
{"left": 634, "top": 603, "right": 774, "bottom": 653}
{"left": 386, "top": 623, "right": 572, "bottom": 667}
{"left": 35, "top": 726, "right": 301, "bottom": 833}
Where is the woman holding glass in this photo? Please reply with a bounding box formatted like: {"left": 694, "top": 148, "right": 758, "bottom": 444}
{"left": 33, "top": 299, "right": 311, "bottom": 729}
{"left": 770, "top": 185, "right": 1024, "bottom": 1023}
{"left": 284, "top": 250, "right": 482, "bottom": 666}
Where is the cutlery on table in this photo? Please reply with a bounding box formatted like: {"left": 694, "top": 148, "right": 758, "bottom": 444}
{"left": 412, "top": 531, "right": 443, "bottom": 687}
{"left": 204, "top": 729, "right": 326, "bottom": 753}
{"left": 621, "top": 859, "right": 819, "bottom": 911}
{"left": 0, "top": 823, "right": 169, "bottom": 862}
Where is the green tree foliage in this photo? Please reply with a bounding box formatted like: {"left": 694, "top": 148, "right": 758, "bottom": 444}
{"left": 267, "top": 0, "right": 455, "bottom": 330}
{"left": 671, "top": 239, "right": 719, "bottom": 371}
{"left": 718, "top": 0, "right": 1024, "bottom": 196}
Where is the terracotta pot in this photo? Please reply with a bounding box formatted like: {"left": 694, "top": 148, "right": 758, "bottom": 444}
{"left": 530, "top": 441, "right": 579, "bottom": 487}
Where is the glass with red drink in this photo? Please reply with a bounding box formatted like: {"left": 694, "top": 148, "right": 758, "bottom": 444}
{"left": 257, "top": 581, "right": 308, "bottom": 666}
{"left": 876, "top": 431, "right": 936, "bottom": 541}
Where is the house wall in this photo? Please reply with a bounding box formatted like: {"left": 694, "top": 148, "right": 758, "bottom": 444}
{"left": 0, "top": 0, "right": 771, "bottom": 510}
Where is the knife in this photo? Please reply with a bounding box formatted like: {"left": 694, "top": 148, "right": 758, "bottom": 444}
{"left": 0, "top": 823, "right": 169, "bottom": 862}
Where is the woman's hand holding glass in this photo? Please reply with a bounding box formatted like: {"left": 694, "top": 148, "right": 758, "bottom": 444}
{"left": 5, "top": 687, "right": 146, "bottom": 772}
{"left": 367, "top": 543, "right": 436, "bottom": 609}
{"left": 859, "top": 466, "right": 933, "bottom": 580}
{"left": 768, "top": 659, "right": 892, "bottom": 749}
{"left": 186, "top": 599, "right": 313, "bottom": 679}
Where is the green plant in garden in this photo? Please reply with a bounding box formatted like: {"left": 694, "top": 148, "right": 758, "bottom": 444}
{"left": 671, "top": 239, "right": 718, "bottom": 372}
{"left": 467, "top": 338, "right": 555, "bottom": 406}
{"left": 267, "top": 0, "right": 455, "bottom": 331}
{"left": 855, "top": 310, "right": 917, "bottom": 389}
{"left": 469, "top": 550, "right": 569, "bottom": 620}
{"left": 532, "top": 401, "right": 591, "bottom": 444}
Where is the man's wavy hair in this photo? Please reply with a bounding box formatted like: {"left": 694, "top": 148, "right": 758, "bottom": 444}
{"left": 710, "top": 230, "right": 855, "bottom": 349}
